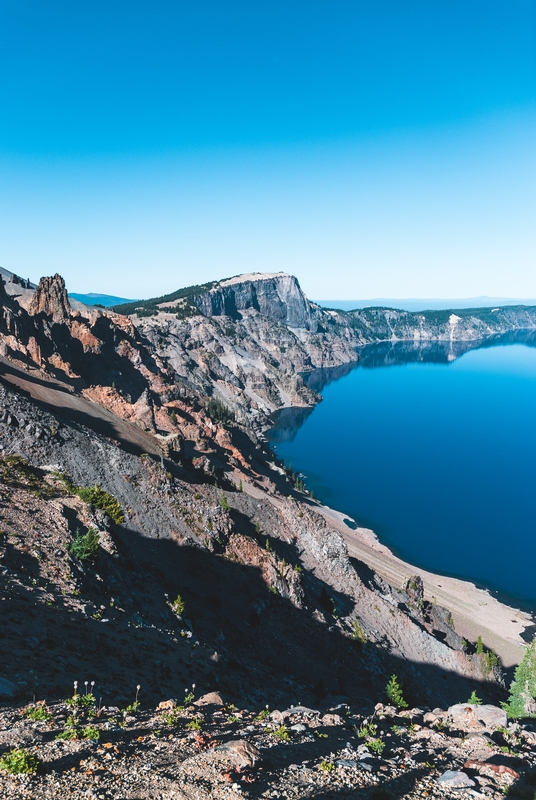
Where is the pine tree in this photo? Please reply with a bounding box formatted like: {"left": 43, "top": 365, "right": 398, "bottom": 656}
{"left": 385, "top": 674, "right": 409, "bottom": 709}
{"left": 503, "top": 638, "right": 536, "bottom": 718}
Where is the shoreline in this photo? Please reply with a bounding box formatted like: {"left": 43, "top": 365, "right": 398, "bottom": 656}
{"left": 318, "top": 503, "right": 533, "bottom": 669}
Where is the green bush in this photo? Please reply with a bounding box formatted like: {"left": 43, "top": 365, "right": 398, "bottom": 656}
{"left": 23, "top": 705, "right": 52, "bottom": 721}
{"left": 69, "top": 529, "right": 100, "bottom": 561}
{"left": 0, "top": 748, "right": 41, "bottom": 774}
{"left": 75, "top": 485, "right": 124, "bottom": 524}
{"left": 56, "top": 473, "right": 124, "bottom": 524}
{"left": 172, "top": 594, "right": 185, "bottom": 616}
{"left": 468, "top": 691, "right": 482, "bottom": 705}
{"left": 352, "top": 619, "right": 367, "bottom": 644}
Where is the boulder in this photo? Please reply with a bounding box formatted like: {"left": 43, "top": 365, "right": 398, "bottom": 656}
{"left": 157, "top": 699, "right": 177, "bottom": 711}
{"left": 447, "top": 703, "right": 507, "bottom": 731}
{"left": 194, "top": 692, "right": 224, "bottom": 708}
{"left": 0, "top": 677, "right": 18, "bottom": 699}
{"left": 437, "top": 770, "right": 475, "bottom": 789}
{"left": 214, "top": 740, "right": 262, "bottom": 767}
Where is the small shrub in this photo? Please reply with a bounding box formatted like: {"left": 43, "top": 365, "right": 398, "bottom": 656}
{"left": 272, "top": 725, "right": 290, "bottom": 741}
{"left": 172, "top": 594, "right": 185, "bottom": 616}
{"left": 57, "top": 474, "right": 124, "bottom": 524}
{"left": 67, "top": 692, "right": 96, "bottom": 710}
{"left": 170, "top": 410, "right": 178, "bottom": 426}
{"left": 219, "top": 492, "right": 230, "bottom": 511}
{"left": 255, "top": 708, "right": 270, "bottom": 721}
{"left": 186, "top": 718, "right": 203, "bottom": 731}
{"left": 468, "top": 690, "right": 482, "bottom": 705}
{"left": 385, "top": 674, "right": 408, "bottom": 709}
{"left": 358, "top": 722, "right": 378, "bottom": 739}
{"left": 82, "top": 725, "right": 100, "bottom": 741}
{"left": 0, "top": 748, "right": 41, "bottom": 774}
{"left": 320, "top": 760, "right": 335, "bottom": 772}
{"left": 69, "top": 528, "right": 100, "bottom": 561}
{"left": 352, "top": 620, "right": 367, "bottom": 643}
{"left": 56, "top": 726, "right": 78, "bottom": 740}
{"left": 23, "top": 705, "right": 52, "bottom": 721}
{"left": 366, "top": 737, "right": 385, "bottom": 756}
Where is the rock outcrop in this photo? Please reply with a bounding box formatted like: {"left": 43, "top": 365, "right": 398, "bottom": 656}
{"left": 192, "top": 272, "right": 316, "bottom": 330}
{"left": 28, "top": 274, "right": 71, "bottom": 322}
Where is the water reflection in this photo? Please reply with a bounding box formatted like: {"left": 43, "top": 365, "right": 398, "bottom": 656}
{"left": 270, "top": 330, "right": 536, "bottom": 443}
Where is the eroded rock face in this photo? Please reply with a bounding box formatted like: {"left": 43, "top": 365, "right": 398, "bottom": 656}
{"left": 28, "top": 274, "right": 71, "bottom": 322}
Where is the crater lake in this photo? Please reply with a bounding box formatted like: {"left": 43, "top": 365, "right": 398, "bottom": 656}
{"left": 268, "top": 335, "right": 536, "bottom": 606}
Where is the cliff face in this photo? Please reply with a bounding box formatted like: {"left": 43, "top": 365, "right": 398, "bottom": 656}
{"left": 128, "top": 272, "right": 536, "bottom": 428}
{"left": 192, "top": 273, "right": 317, "bottom": 331}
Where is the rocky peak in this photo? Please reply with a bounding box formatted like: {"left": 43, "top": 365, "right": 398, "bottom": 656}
{"left": 28, "top": 274, "right": 72, "bottom": 322}
{"left": 192, "top": 272, "right": 316, "bottom": 330}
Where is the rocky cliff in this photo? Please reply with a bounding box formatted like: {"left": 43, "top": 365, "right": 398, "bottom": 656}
{"left": 193, "top": 273, "right": 317, "bottom": 330}
{"left": 118, "top": 272, "right": 536, "bottom": 429}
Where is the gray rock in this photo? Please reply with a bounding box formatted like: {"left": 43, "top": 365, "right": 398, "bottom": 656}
{"left": 336, "top": 759, "right": 360, "bottom": 768}
{"left": 447, "top": 704, "right": 507, "bottom": 731}
{"left": 193, "top": 692, "right": 224, "bottom": 707}
{"left": 214, "top": 740, "right": 262, "bottom": 767}
{"left": 290, "top": 724, "right": 306, "bottom": 732}
{"left": 0, "top": 677, "right": 18, "bottom": 699}
{"left": 437, "top": 770, "right": 476, "bottom": 788}
{"left": 285, "top": 705, "right": 319, "bottom": 716}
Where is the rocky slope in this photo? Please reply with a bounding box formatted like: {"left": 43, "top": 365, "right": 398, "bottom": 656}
{"left": 0, "top": 270, "right": 535, "bottom": 797}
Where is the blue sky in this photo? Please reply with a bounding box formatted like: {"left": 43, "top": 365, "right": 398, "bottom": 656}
{"left": 1, "top": 0, "right": 535, "bottom": 299}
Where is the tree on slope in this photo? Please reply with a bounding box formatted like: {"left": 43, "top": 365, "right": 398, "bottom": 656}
{"left": 503, "top": 637, "right": 536, "bottom": 718}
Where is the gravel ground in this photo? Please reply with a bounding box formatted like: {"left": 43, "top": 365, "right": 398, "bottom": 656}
{"left": 1, "top": 695, "right": 535, "bottom": 799}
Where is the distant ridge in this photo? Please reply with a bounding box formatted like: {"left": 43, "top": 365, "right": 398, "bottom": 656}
{"left": 68, "top": 292, "right": 136, "bottom": 308}
{"left": 315, "top": 297, "right": 536, "bottom": 312}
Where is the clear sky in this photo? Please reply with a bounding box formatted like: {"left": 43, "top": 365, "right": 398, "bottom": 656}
{"left": 1, "top": 0, "right": 535, "bottom": 300}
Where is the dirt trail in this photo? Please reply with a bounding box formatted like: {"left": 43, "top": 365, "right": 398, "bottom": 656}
{"left": 0, "top": 356, "right": 162, "bottom": 459}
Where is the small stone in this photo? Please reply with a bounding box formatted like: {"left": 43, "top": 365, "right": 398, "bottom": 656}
{"left": 157, "top": 699, "right": 177, "bottom": 711}
{"left": 290, "top": 724, "right": 306, "bottom": 732}
{"left": 437, "top": 770, "right": 476, "bottom": 789}
{"left": 321, "top": 713, "right": 344, "bottom": 726}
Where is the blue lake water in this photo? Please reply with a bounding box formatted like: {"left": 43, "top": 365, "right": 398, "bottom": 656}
{"left": 268, "top": 338, "right": 536, "bottom": 606}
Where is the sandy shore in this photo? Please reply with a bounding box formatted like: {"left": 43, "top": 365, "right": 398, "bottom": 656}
{"left": 242, "top": 475, "right": 533, "bottom": 669}
{"left": 318, "top": 503, "right": 533, "bottom": 669}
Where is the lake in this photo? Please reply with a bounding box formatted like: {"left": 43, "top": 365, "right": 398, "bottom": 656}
{"left": 268, "top": 335, "right": 536, "bottom": 606}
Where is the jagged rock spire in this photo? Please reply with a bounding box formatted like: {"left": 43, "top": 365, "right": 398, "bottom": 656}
{"left": 28, "top": 274, "right": 71, "bottom": 322}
